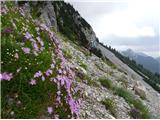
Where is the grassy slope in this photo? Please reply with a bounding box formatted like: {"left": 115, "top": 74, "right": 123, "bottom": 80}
{"left": 1, "top": 2, "right": 78, "bottom": 118}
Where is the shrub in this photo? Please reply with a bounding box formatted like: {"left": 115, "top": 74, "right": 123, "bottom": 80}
{"left": 101, "top": 98, "right": 116, "bottom": 117}
{"left": 99, "top": 78, "right": 113, "bottom": 89}
{"left": 91, "top": 47, "right": 103, "bottom": 58}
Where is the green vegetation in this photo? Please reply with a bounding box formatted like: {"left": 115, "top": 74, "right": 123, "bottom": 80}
{"left": 101, "top": 98, "right": 117, "bottom": 117}
{"left": 103, "top": 57, "right": 116, "bottom": 69}
{"left": 103, "top": 44, "right": 160, "bottom": 93}
{"left": 83, "top": 74, "right": 99, "bottom": 87}
{"left": 53, "top": 1, "right": 89, "bottom": 46}
{"left": 63, "top": 49, "right": 72, "bottom": 60}
{"left": 99, "top": 78, "right": 113, "bottom": 90}
{"left": 85, "top": 76, "right": 99, "bottom": 87}
{"left": 117, "top": 76, "right": 128, "bottom": 88}
{"left": 79, "top": 61, "right": 88, "bottom": 70}
{"left": 113, "top": 87, "right": 150, "bottom": 118}
{"left": 1, "top": 3, "right": 56, "bottom": 118}
{"left": 108, "top": 70, "right": 114, "bottom": 76}
{"left": 1, "top": 2, "right": 80, "bottom": 118}
{"left": 95, "top": 62, "right": 106, "bottom": 73}
{"left": 99, "top": 77, "right": 150, "bottom": 118}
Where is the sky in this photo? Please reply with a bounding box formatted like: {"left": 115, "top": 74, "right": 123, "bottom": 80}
{"left": 67, "top": 0, "right": 160, "bottom": 58}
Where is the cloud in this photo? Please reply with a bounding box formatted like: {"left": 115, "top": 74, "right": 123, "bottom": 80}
{"left": 70, "top": 0, "right": 158, "bottom": 39}
{"left": 69, "top": 0, "right": 159, "bottom": 57}
{"left": 112, "top": 44, "right": 159, "bottom": 58}
{"left": 94, "top": 13, "right": 156, "bottom": 39}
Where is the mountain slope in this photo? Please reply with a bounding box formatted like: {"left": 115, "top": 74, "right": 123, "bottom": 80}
{"left": 156, "top": 57, "right": 160, "bottom": 63}
{"left": 121, "top": 49, "right": 160, "bottom": 74}
{"left": 1, "top": 1, "right": 160, "bottom": 119}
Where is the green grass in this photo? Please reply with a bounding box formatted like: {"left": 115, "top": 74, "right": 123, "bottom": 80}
{"left": 99, "top": 78, "right": 113, "bottom": 90}
{"left": 113, "top": 87, "right": 151, "bottom": 118}
{"left": 101, "top": 98, "right": 117, "bottom": 117}
{"left": 79, "top": 61, "right": 88, "bottom": 70}
{"left": 85, "top": 75, "right": 99, "bottom": 87}
{"left": 117, "top": 77, "right": 128, "bottom": 88}
{"left": 1, "top": 2, "right": 74, "bottom": 118}
{"left": 103, "top": 57, "right": 116, "bottom": 69}
{"left": 95, "top": 62, "right": 107, "bottom": 73}
{"left": 76, "top": 71, "right": 99, "bottom": 87}
{"left": 1, "top": 28, "right": 56, "bottom": 118}
{"left": 63, "top": 49, "right": 72, "bottom": 60}
{"left": 99, "top": 76, "right": 150, "bottom": 118}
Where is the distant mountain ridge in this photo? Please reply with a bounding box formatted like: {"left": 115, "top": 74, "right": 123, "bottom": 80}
{"left": 156, "top": 57, "right": 160, "bottom": 63}
{"left": 121, "top": 49, "right": 160, "bottom": 74}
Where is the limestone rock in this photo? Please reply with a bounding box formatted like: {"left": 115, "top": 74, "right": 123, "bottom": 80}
{"left": 133, "top": 81, "right": 147, "bottom": 99}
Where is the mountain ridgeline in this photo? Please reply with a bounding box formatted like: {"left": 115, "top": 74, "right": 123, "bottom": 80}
{"left": 121, "top": 49, "right": 160, "bottom": 74}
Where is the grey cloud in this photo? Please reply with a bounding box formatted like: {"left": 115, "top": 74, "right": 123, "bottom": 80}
{"left": 69, "top": 1, "right": 159, "bottom": 57}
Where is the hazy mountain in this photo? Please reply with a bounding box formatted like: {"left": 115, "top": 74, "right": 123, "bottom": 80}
{"left": 121, "top": 49, "right": 160, "bottom": 74}
{"left": 156, "top": 57, "right": 160, "bottom": 63}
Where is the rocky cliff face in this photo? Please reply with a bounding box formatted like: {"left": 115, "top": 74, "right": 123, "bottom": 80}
{"left": 1, "top": 1, "right": 160, "bottom": 119}
{"left": 24, "top": 1, "right": 98, "bottom": 46}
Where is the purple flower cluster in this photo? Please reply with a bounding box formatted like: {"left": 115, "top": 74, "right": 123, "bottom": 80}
{"left": 25, "top": 32, "right": 32, "bottom": 40}
{"left": 47, "top": 107, "right": 53, "bottom": 114}
{"left": 22, "top": 47, "right": 31, "bottom": 54}
{"left": 2, "top": 5, "right": 81, "bottom": 118}
{"left": 3, "top": 28, "right": 13, "bottom": 33}
{"left": 1, "top": 72, "right": 13, "bottom": 81}
{"left": 23, "top": 32, "right": 44, "bottom": 56}
{"left": 34, "top": 71, "right": 42, "bottom": 78}
{"left": 29, "top": 79, "right": 36, "bottom": 85}
{"left": 45, "top": 69, "right": 53, "bottom": 77}
{"left": 39, "top": 24, "right": 81, "bottom": 117}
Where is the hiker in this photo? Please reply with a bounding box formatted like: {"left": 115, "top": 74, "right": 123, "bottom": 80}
{"left": 87, "top": 40, "right": 96, "bottom": 55}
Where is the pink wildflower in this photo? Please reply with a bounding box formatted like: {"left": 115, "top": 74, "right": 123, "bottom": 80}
{"left": 29, "top": 79, "right": 36, "bottom": 85}
{"left": 3, "top": 28, "right": 13, "bottom": 33}
{"left": 56, "top": 96, "right": 61, "bottom": 103}
{"left": 33, "top": 43, "right": 39, "bottom": 51}
{"left": 1, "top": 72, "right": 13, "bottom": 81}
{"left": 47, "top": 107, "right": 53, "bottom": 114}
{"left": 34, "top": 71, "right": 42, "bottom": 78}
{"left": 54, "top": 114, "right": 59, "bottom": 119}
{"left": 22, "top": 47, "right": 30, "bottom": 54}
{"left": 25, "top": 32, "right": 32, "bottom": 39}
{"left": 45, "top": 69, "right": 52, "bottom": 76}
{"left": 0, "top": 74, "right": 2, "bottom": 80}
{"left": 57, "top": 91, "right": 61, "bottom": 95}
{"left": 58, "top": 69, "right": 62, "bottom": 74}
